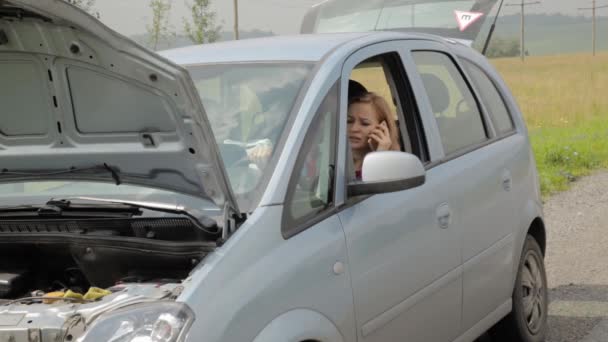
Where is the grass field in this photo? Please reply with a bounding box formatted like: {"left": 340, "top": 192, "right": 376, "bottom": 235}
{"left": 492, "top": 52, "right": 608, "bottom": 197}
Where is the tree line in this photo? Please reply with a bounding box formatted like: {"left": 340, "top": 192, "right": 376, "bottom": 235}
{"left": 65, "top": 0, "right": 222, "bottom": 51}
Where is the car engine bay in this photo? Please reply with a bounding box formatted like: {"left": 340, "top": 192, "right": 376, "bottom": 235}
{"left": 0, "top": 216, "right": 218, "bottom": 301}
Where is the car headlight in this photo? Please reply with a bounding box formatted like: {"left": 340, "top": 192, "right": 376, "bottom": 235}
{"left": 78, "top": 302, "right": 195, "bottom": 342}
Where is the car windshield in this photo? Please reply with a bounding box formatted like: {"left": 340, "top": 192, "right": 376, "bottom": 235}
{"left": 186, "top": 62, "right": 313, "bottom": 210}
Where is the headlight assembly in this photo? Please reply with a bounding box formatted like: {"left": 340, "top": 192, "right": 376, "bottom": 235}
{"left": 78, "top": 302, "right": 195, "bottom": 342}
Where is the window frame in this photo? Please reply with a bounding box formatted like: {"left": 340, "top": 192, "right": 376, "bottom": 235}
{"left": 340, "top": 47, "right": 428, "bottom": 206}
{"left": 348, "top": 52, "right": 429, "bottom": 163}
{"left": 185, "top": 61, "right": 317, "bottom": 213}
{"left": 281, "top": 81, "right": 340, "bottom": 239}
{"left": 460, "top": 58, "right": 516, "bottom": 138}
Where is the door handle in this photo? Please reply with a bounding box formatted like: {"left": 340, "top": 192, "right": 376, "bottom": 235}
{"left": 436, "top": 203, "right": 451, "bottom": 229}
{"left": 502, "top": 170, "right": 512, "bottom": 192}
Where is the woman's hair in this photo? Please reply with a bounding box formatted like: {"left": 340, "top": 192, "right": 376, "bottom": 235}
{"left": 349, "top": 92, "right": 401, "bottom": 151}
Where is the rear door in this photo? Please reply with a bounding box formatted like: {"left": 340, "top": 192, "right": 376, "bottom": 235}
{"left": 406, "top": 41, "right": 517, "bottom": 334}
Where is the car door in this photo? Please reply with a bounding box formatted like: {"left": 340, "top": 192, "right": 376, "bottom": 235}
{"left": 336, "top": 41, "right": 463, "bottom": 342}
{"left": 407, "top": 43, "right": 518, "bottom": 334}
{"left": 458, "top": 57, "right": 524, "bottom": 331}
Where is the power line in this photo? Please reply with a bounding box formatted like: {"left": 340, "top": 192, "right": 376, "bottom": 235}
{"left": 578, "top": 0, "right": 608, "bottom": 56}
{"left": 505, "top": 0, "right": 541, "bottom": 61}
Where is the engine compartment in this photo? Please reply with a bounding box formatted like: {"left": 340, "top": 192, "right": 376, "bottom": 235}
{"left": 0, "top": 217, "right": 217, "bottom": 299}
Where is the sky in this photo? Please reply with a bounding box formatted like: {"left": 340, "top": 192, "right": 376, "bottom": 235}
{"left": 93, "top": 0, "right": 605, "bottom": 37}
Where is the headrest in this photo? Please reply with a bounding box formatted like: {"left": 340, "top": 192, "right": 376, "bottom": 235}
{"left": 420, "top": 73, "right": 450, "bottom": 115}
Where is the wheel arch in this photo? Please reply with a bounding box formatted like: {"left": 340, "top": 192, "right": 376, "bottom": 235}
{"left": 527, "top": 217, "right": 546, "bottom": 256}
{"left": 511, "top": 199, "right": 546, "bottom": 286}
{"left": 251, "top": 309, "right": 345, "bottom": 342}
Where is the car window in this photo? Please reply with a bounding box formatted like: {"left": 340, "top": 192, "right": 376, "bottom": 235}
{"left": 287, "top": 83, "right": 338, "bottom": 224}
{"left": 412, "top": 51, "right": 487, "bottom": 155}
{"left": 186, "top": 63, "right": 313, "bottom": 211}
{"left": 351, "top": 61, "right": 399, "bottom": 120}
{"left": 462, "top": 60, "right": 515, "bottom": 135}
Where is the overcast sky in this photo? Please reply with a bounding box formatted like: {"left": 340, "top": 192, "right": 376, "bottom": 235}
{"left": 94, "top": 0, "right": 604, "bottom": 37}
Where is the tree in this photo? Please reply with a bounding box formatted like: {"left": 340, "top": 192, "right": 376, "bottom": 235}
{"left": 183, "top": 0, "right": 222, "bottom": 44}
{"left": 65, "top": 0, "right": 99, "bottom": 18}
{"left": 147, "top": 0, "right": 174, "bottom": 51}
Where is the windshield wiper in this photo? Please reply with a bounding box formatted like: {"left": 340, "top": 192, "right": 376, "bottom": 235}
{"left": 0, "top": 164, "right": 121, "bottom": 185}
{"left": 59, "top": 197, "right": 219, "bottom": 234}
{"left": 0, "top": 197, "right": 219, "bottom": 235}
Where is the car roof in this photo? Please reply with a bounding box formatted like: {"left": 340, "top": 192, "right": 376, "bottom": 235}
{"left": 158, "top": 31, "right": 456, "bottom": 65}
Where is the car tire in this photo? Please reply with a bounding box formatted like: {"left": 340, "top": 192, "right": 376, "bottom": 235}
{"left": 489, "top": 235, "right": 548, "bottom": 342}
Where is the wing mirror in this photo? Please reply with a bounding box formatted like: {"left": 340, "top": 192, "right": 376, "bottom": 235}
{"left": 348, "top": 151, "right": 426, "bottom": 197}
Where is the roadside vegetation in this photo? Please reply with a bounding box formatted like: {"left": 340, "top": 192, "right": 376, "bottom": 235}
{"left": 493, "top": 52, "right": 608, "bottom": 197}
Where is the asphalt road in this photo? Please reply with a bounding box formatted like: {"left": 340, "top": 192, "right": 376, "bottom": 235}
{"left": 480, "top": 171, "right": 608, "bottom": 342}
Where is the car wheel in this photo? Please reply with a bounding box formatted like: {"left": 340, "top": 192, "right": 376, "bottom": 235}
{"left": 489, "top": 235, "right": 548, "bottom": 342}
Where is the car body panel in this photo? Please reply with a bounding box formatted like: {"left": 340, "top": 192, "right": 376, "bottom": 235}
{"left": 177, "top": 205, "right": 357, "bottom": 342}
{"left": 251, "top": 309, "right": 346, "bottom": 342}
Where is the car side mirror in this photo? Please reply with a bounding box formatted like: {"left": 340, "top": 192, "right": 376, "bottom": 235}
{"left": 348, "top": 151, "right": 426, "bottom": 197}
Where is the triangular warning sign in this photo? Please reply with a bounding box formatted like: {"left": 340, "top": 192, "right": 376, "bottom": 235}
{"left": 454, "top": 10, "right": 484, "bottom": 32}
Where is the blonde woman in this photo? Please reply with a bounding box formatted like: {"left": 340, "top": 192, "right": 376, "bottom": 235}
{"left": 347, "top": 92, "right": 401, "bottom": 180}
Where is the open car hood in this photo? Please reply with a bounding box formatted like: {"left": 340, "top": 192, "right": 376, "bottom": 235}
{"left": 301, "top": 0, "right": 500, "bottom": 46}
{"left": 0, "top": 0, "right": 239, "bottom": 214}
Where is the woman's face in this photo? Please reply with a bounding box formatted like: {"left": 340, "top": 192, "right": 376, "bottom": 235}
{"left": 348, "top": 102, "right": 381, "bottom": 151}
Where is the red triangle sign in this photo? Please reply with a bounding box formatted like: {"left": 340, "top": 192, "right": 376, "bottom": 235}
{"left": 454, "top": 10, "right": 484, "bottom": 32}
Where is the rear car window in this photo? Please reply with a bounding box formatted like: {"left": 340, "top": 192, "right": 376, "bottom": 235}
{"left": 412, "top": 51, "right": 487, "bottom": 155}
{"left": 462, "top": 60, "right": 515, "bottom": 135}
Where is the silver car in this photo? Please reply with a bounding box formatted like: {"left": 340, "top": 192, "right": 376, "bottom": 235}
{"left": 0, "top": 1, "right": 547, "bottom": 342}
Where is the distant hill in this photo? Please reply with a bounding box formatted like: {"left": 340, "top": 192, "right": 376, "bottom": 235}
{"left": 482, "top": 14, "right": 608, "bottom": 56}
{"left": 130, "top": 29, "right": 275, "bottom": 51}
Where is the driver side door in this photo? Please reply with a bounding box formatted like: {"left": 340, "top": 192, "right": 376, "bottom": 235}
{"left": 336, "top": 41, "right": 463, "bottom": 342}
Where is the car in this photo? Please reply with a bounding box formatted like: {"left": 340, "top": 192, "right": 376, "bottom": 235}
{"left": 0, "top": 1, "right": 547, "bottom": 342}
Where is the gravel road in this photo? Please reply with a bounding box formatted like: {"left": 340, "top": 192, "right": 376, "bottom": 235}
{"left": 544, "top": 170, "right": 608, "bottom": 342}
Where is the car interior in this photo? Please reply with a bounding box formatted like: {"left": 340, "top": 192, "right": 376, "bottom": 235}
{"left": 346, "top": 54, "right": 424, "bottom": 186}
{"left": 349, "top": 56, "right": 413, "bottom": 155}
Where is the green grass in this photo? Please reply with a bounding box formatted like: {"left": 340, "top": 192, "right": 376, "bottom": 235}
{"left": 493, "top": 52, "right": 608, "bottom": 198}
{"left": 530, "top": 118, "right": 608, "bottom": 197}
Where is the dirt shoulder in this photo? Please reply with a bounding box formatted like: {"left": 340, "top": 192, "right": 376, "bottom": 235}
{"left": 543, "top": 170, "right": 608, "bottom": 342}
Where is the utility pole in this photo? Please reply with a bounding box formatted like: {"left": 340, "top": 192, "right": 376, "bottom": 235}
{"left": 233, "top": 0, "right": 239, "bottom": 40}
{"left": 506, "top": 0, "right": 541, "bottom": 61}
{"left": 579, "top": 1, "right": 608, "bottom": 56}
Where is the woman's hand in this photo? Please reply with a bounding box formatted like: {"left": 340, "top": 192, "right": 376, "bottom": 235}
{"left": 246, "top": 141, "right": 273, "bottom": 168}
{"left": 368, "top": 121, "right": 392, "bottom": 151}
